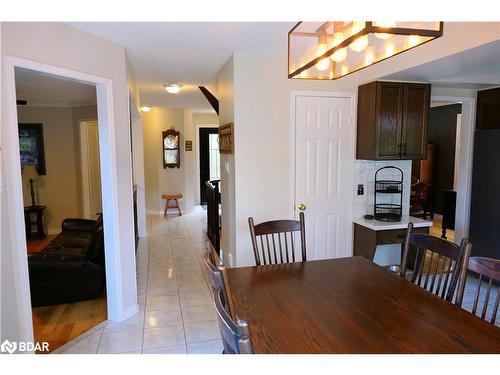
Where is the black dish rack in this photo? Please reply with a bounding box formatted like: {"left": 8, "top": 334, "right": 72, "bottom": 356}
{"left": 374, "top": 166, "right": 403, "bottom": 222}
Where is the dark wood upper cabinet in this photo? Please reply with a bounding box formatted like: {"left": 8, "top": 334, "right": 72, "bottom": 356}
{"left": 357, "top": 81, "right": 430, "bottom": 160}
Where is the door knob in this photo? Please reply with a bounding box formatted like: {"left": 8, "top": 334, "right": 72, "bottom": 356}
{"left": 297, "top": 203, "right": 306, "bottom": 211}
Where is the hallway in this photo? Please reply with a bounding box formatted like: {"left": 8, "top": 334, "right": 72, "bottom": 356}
{"left": 56, "top": 206, "right": 223, "bottom": 354}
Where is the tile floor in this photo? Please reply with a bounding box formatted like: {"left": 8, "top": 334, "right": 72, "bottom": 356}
{"left": 58, "top": 206, "right": 223, "bottom": 354}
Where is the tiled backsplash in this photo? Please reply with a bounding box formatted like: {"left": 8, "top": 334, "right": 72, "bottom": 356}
{"left": 353, "top": 160, "right": 412, "bottom": 219}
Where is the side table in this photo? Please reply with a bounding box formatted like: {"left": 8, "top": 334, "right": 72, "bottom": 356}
{"left": 24, "top": 205, "right": 47, "bottom": 240}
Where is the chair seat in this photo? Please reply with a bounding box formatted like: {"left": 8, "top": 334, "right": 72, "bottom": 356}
{"left": 162, "top": 194, "right": 183, "bottom": 200}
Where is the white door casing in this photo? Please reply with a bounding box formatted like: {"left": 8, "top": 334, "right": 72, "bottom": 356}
{"left": 294, "top": 94, "right": 354, "bottom": 260}
{"left": 80, "top": 120, "right": 102, "bottom": 219}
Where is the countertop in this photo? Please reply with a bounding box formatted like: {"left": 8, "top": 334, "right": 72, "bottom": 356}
{"left": 353, "top": 215, "right": 433, "bottom": 231}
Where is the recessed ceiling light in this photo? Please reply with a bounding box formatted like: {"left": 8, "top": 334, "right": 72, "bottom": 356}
{"left": 140, "top": 106, "right": 152, "bottom": 112}
{"left": 164, "top": 83, "right": 182, "bottom": 94}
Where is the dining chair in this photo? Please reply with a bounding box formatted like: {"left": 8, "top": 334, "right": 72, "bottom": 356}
{"left": 213, "top": 288, "right": 254, "bottom": 354}
{"left": 248, "top": 212, "right": 306, "bottom": 266}
{"left": 401, "top": 222, "right": 472, "bottom": 302}
{"left": 201, "top": 248, "right": 233, "bottom": 311}
{"left": 456, "top": 256, "right": 500, "bottom": 325}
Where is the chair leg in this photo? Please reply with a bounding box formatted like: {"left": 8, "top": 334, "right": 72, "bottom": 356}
{"left": 175, "top": 199, "right": 182, "bottom": 216}
{"left": 164, "top": 199, "right": 169, "bottom": 218}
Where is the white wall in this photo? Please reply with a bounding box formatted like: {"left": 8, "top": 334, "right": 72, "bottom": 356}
{"left": 220, "top": 22, "right": 500, "bottom": 267}
{"left": 1, "top": 23, "right": 138, "bottom": 339}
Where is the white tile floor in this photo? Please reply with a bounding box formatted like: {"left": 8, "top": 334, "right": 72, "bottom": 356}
{"left": 58, "top": 206, "right": 223, "bottom": 354}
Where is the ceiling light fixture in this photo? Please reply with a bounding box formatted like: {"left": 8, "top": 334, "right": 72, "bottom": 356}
{"left": 141, "top": 106, "right": 152, "bottom": 112}
{"left": 288, "top": 21, "right": 443, "bottom": 80}
{"left": 164, "top": 83, "right": 182, "bottom": 94}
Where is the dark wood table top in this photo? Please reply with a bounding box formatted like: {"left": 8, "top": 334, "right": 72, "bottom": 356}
{"left": 225, "top": 256, "right": 500, "bottom": 353}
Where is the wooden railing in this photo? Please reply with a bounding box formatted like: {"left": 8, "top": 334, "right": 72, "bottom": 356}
{"left": 206, "top": 179, "right": 221, "bottom": 256}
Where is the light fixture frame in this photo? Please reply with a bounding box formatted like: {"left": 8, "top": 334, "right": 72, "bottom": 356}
{"left": 288, "top": 21, "right": 444, "bottom": 80}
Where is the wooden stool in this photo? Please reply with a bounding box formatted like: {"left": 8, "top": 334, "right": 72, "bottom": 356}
{"left": 162, "top": 194, "right": 183, "bottom": 218}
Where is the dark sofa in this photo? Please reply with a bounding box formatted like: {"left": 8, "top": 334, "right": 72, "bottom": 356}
{"left": 28, "top": 216, "right": 105, "bottom": 307}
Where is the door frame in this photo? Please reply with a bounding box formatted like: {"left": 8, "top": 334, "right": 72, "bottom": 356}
{"left": 290, "top": 91, "right": 357, "bottom": 256}
{"left": 79, "top": 120, "right": 100, "bottom": 219}
{"left": 2, "top": 56, "right": 134, "bottom": 343}
{"left": 195, "top": 123, "right": 219, "bottom": 205}
{"left": 430, "top": 95, "right": 476, "bottom": 242}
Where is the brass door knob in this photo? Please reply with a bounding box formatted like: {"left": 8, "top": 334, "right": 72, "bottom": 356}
{"left": 297, "top": 203, "right": 306, "bottom": 211}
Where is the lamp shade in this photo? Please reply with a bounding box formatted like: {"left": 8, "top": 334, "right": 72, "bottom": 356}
{"left": 23, "top": 165, "right": 39, "bottom": 180}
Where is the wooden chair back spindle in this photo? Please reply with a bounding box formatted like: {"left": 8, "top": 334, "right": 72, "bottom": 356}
{"left": 401, "top": 222, "right": 472, "bottom": 302}
{"left": 248, "top": 212, "right": 306, "bottom": 266}
{"left": 456, "top": 256, "right": 500, "bottom": 325}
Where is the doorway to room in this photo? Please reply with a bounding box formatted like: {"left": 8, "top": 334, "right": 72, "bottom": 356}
{"left": 79, "top": 120, "right": 103, "bottom": 219}
{"left": 2, "top": 55, "right": 135, "bottom": 354}
{"left": 411, "top": 101, "right": 462, "bottom": 242}
{"left": 198, "top": 127, "right": 220, "bottom": 205}
{"left": 14, "top": 68, "right": 107, "bottom": 353}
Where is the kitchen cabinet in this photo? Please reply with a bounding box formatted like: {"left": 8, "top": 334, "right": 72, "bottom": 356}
{"left": 353, "top": 216, "right": 432, "bottom": 263}
{"left": 357, "top": 81, "right": 430, "bottom": 160}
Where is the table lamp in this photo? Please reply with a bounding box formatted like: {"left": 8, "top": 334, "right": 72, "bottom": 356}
{"left": 23, "top": 165, "right": 39, "bottom": 206}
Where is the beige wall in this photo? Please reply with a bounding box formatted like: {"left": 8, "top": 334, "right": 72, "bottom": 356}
{"left": 17, "top": 106, "right": 86, "bottom": 233}
{"left": 17, "top": 105, "right": 98, "bottom": 233}
{"left": 220, "top": 22, "right": 500, "bottom": 267}
{"left": 143, "top": 107, "right": 184, "bottom": 213}
{"left": 143, "top": 107, "right": 219, "bottom": 214}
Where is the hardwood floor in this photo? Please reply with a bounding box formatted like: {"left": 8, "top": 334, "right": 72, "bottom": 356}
{"left": 429, "top": 214, "right": 455, "bottom": 242}
{"left": 28, "top": 232, "right": 107, "bottom": 353}
{"left": 32, "top": 295, "right": 107, "bottom": 354}
{"left": 27, "top": 235, "right": 57, "bottom": 254}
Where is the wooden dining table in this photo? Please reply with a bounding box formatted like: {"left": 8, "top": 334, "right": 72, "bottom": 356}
{"left": 225, "top": 256, "right": 500, "bottom": 353}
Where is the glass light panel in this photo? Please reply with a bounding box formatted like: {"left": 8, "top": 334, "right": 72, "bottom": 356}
{"left": 289, "top": 21, "right": 442, "bottom": 80}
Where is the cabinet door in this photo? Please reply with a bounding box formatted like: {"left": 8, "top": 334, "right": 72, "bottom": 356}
{"left": 376, "top": 82, "right": 403, "bottom": 159}
{"left": 401, "top": 83, "right": 430, "bottom": 159}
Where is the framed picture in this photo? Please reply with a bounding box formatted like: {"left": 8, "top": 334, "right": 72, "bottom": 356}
{"left": 219, "top": 122, "right": 233, "bottom": 154}
{"left": 18, "top": 123, "right": 46, "bottom": 175}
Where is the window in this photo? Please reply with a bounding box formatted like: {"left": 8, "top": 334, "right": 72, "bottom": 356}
{"left": 209, "top": 133, "right": 220, "bottom": 180}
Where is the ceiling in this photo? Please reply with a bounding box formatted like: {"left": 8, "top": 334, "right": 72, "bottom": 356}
{"left": 68, "top": 22, "right": 295, "bottom": 111}
{"left": 382, "top": 40, "right": 500, "bottom": 89}
{"left": 15, "top": 68, "right": 97, "bottom": 106}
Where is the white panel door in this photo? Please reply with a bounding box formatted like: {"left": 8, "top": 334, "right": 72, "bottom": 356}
{"left": 295, "top": 95, "right": 353, "bottom": 260}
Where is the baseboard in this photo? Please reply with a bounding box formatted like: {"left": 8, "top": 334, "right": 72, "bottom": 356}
{"left": 112, "top": 303, "right": 139, "bottom": 322}
{"left": 146, "top": 209, "right": 191, "bottom": 216}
